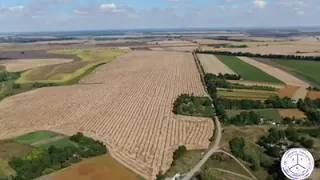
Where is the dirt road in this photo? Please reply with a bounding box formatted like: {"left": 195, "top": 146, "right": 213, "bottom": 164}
{"left": 181, "top": 116, "right": 222, "bottom": 180}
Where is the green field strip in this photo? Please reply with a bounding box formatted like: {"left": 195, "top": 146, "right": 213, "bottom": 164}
{"left": 39, "top": 138, "right": 78, "bottom": 149}
{"left": 226, "top": 109, "right": 282, "bottom": 123}
{"left": 14, "top": 131, "right": 59, "bottom": 144}
{"left": 215, "top": 55, "right": 283, "bottom": 84}
{"left": 270, "top": 59, "right": 320, "bottom": 86}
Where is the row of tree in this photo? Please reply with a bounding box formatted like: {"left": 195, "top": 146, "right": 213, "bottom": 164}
{"left": 204, "top": 73, "right": 276, "bottom": 92}
{"left": 197, "top": 50, "right": 320, "bottom": 61}
{"left": 297, "top": 98, "right": 320, "bottom": 124}
{"left": 9, "top": 132, "right": 107, "bottom": 180}
{"left": 216, "top": 73, "right": 241, "bottom": 80}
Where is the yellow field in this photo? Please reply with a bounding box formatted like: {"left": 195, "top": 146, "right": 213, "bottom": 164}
{"left": 16, "top": 49, "right": 129, "bottom": 84}
{"left": 53, "top": 154, "right": 137, "bottom": 180}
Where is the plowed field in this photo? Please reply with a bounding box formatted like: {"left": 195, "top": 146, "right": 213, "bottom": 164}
{"left": 0, "top": 51, "right": 214, "bottom": 180}
{"left": 196, "top": 54, "right": 235, "bottom": 75}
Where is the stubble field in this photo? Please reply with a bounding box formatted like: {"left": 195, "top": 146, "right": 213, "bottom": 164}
{"left": 0, "top": 51, "right": 214, "bottom": 179}
{"left": 196, "top": 54, "right": 235, "bottom": 75}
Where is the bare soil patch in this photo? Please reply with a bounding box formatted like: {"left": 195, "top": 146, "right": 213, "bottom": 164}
{"left": 278, "top": 109, "right": 307, "bottom": 119}
{"left": 0, "top": 140, "right": 34, "bottom": 160}
{"left": 292, "top": 87, "right": 308, "bottom": 101}
{"left": 0, "top": 51, "right": 213, "bottom": 180}
{"left": 237, "top": 57, "right": 310, "bottom": 87}
{"left": 307, "top": 91, "right": 320, "bottom": 99}
{"left": 52, "top": 154, "right": 137, "bottom": 180}
{"left": 0, "top": 59, "right": 73, "bottom": 72}
{"left": 197, "top": 54, "right": 235, "bottom": 75}
{"left": 278, "top": 85, "right": 299, "bottom": 98}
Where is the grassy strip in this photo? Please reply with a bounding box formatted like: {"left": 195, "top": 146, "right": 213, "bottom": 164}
{"left": 14, "top": 131, "right": 58, "bottom": 144}
{"left": 218, "top": 90, "right": 276, "bottom": 99}
{"left": 270, "top": 59, "right": 320, "bottom": 86}
{"left": 215, "top": 55, "right": 283, "bottom": 84}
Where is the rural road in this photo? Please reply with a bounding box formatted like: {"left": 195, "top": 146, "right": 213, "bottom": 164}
{"left": 212, "top": 168, "right": 254, "bottom": 180}
{"left": 217, "top": 150, "right": 258, "bottom": 180}
{"left": 180, "top": 116, "right": 222, "bottom": 180}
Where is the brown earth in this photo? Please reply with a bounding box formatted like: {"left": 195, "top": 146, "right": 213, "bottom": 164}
{"left": 0, "top": 59, "right": 73, "bottom": 72}
{"left": 278, "top": 85, "right": 299, "bottom": 98}
{"left": 278, "top": 109, "right": 307, "bottom": 119}
{"left": 52, "top": 154, "right": 137, "bottom": 180}
{"left": 0, "top": 140, "right": 34, "bottom": 160}
{"left": 307, "top": 91, "right": 320, "bottom": 99}
{"left": 0, "top": 51, "right": 214, "bottom": 180}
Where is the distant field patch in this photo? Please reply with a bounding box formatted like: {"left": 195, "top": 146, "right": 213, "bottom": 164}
{"left": 279, "top": 109, "right": 307, "bottom": 119}
{"left": 14, "top": 130, "right": 58, "bottom": 144}
{"left": 226, "top": 109, "right": 282, "bottom": 123}
{"left": 196, "top": 54, "right": 235, "bottom": 75}
{"left": 307, "top": 91, "right": 320, "bottom": 99}
{"left": 269, "top": 59, "right": 320, "bottom": 86}
{"left": 0, "top": 59, "right": 73, "bottom": 72}
{"left": 0, "top": 140, "right": 34, "bottom": 160}
{"left": 278, "top": 85, "right": 299, "bottom": 98}
{"left": 16, "top": 49, "right": 128, "bottom": 84}
{"left": 52, "top": 154, "right": 137, "bottom": 180}
{"left": 215, "top": 55, "right": 283, "bottom": 84}
{"left": 218, "top": 89, "right": 276, "bottom": 100}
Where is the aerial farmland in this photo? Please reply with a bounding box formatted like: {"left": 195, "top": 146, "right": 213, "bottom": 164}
{"left": 0, "top": 28, "right": 320, "bottom": 180}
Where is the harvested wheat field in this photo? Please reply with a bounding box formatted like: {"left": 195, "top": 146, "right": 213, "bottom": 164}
{"left": 278, "top": 85, "right": 299, "bottom": 98}
{"left": 292, "top": 87, "right": 308, "bottom": 102}
{"left": 0, "top": 51, "right": 213, "bottom": 180}
{"left": 279, "top": 109, "right": 307, "bottom": 119}
{"left": 196, "top": 54, "right": 235, "bottom": 75}
{"left": 307, "top": 91, "right": 320, "bottom": 99}
{"left": 237, "top": 57, "right": 310, "bottom": 87}
{"left": 52, "top": 154, "right": 137, "bottom": 180}
{"left": 0, "top": 59, "right": 73, "bottom": 72}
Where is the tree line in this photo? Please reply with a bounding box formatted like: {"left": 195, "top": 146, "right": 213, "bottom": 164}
{"left": 8, "top": 132, "right": 107, "bottom": 180}
{"left": 204, "top": 73, "right": 276, "bottom": 92}
{"left": 297, "top": 98, "right": 320, "bottom": 124}
{"left": 197, "top": 50, "right": 320, "bottom": 61}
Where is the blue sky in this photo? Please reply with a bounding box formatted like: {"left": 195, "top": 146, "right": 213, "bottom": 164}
{"left": 0, "top": 0, "right": 319, "bottom": 32}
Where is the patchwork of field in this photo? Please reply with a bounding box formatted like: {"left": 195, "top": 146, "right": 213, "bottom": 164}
{"left": 52, "top": 154, "right": 137, "bottom": 180}
{"left": 0, "top": 51, "right": 214, "bottom": 179}
{"left": 267, "top": 59, "right": 320, "bottom": 87}
{"left": 0, "top": 50, "right": 74, "bottom": 59}
{"left": 16, "top": 49, "right": 128, "bottom": 84}
{"left": 278, "top": 109, "right": 307, "bottom": 119}
{"left": 237, "top": 57, "right": 309, "bottom": 87}
{"left": 0, "top": 59, "right": 73, "bottom": 72}
{"left": 196, "top": 54, "right": 235, "bottom": 75}
{"left": 217, "top": 89, "right": 277, "bottom": 100}
{"left": 215, "top": 55, "right": 283, "bottom": 84}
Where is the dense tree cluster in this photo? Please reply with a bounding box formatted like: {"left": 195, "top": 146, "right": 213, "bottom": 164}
{"left": 8, "top": 132, "right": 107, "bottom": 180}
{"left": 297, "top": 98, "right": 320, "bottom": 124}
{"left": 173, "top": 146, "right": 187, "bottom": 161}
{"left": 258, "top": 128, "right": 314, "bottom": 158}
{"left": 0, "top": 71, "right": 20, "bottom": 82}
{"left": 297, "top": 128, "right": 320, "bottom": 138}
{"left": 172, "top": 94, "right": 214, "bottom": 118}
{"left": 264, "top": 96, "right": 296, "bottom": 109}
{"left": 225, "top": 111, "right": 268, "bottom": 125}
{"left": 196, "top": 51, "right": 320, "bottom": 61}
{"left": 204, "top": 73, "right": 276, "bottom": 91}
{"left": 208, "top": 43, "right": 248, "bottom": 48}
{"left": 216, "top": 73, "right": 241, "bottom": 80}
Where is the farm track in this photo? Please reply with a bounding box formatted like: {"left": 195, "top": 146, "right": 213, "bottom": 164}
{"left": 0, "top": 51, "right": 214, "bottom": 180}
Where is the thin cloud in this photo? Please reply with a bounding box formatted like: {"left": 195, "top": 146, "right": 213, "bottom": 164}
{"left": 253, "top": 0, "right": 266, "bottom": 8}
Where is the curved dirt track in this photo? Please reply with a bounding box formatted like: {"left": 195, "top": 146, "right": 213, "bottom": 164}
{"left": 0, "top": 51, "right": 214, "bottom": 180}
